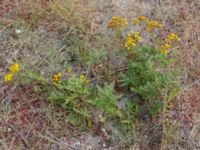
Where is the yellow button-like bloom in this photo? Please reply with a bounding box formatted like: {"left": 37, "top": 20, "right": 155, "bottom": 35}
{"left": 163, "top": 43, "right": 171, "bottom": 49}
{"left": 125, "top": 36, "right": 136, "bottom": 48}
{"left": 108, "top": 16, "right": 128, "bottom": 30}
{"left": 66, "top": 67, "right": 72, "bottom": 73}
{"left": 130, "top": 31, "right": 141, "bottom": 43}
{"left": 79, "top": 74, "right": 86, "bottom": 81}
{"left": 160, "top": 43, "right": 171, "bottom": 54}
{"left": 79, "top": 75, "right": 89, "bottom": 83}
{"left": 138, "top": 16, "right": 148, "bottom": 22}
{"left": 125, "top": 31, "right": 141, "bottom": 49}
{"left": 4, "top": 73, "right": 13, "bottom": 82}
{"left": 9, "top": 63, "right": 19, "bottom": 74}
{"left": 53, "top": 72, "right": 62, "bottom": 83}
{"left": 167, "top": 33, "right": 180, "bottom": 42}
{"left": 146, "top": 20, "right": 163, "bottom": 32}
{"left": 160, "top": 49, "right": 169, "bottom": 55}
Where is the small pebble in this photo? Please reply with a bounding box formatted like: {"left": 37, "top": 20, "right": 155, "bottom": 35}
{"left": 15, "top": 29, "right": 22, "bottom": 34}
{"left": 7, "top": 128, "right": 12, "bottom": 132}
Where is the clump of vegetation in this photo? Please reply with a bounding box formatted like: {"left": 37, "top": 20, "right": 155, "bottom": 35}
{"left": 2, "top": 14, "right": 181, "bottom": 141}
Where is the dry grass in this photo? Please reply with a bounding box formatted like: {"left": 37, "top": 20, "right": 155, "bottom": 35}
{"left": 0, "top": 0, "right": 199, "bottom": 150}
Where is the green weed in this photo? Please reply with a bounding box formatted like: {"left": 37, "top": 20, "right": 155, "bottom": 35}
{"left": 1, "top": 2, "right": 181, "bottom": 142}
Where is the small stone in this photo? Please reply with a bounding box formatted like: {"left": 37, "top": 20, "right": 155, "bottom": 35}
{"left": 15, "top": 29, "right": 22, "bottom": 34}
{"left": 7, "top": 128, "right": 12, "bottom": 132}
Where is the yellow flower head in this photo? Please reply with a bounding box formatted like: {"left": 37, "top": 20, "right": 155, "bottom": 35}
{"left": 79, "top": 75, "right": 89, "bottom": 83}
{"left": 125, "top": 31, "right": 141, "bottom": 49}
{"left": 167, "top": 33, "right": 180, "bottom": 42}
{"left": 53, "top": 72, "right": 62, "bottom": 83}
{"left": 9, "top": 63, "right": 19, "bottom": 74}
{"left": 130, "top": 31, "right": 141, "bottom": 43}
{"left": 160, "top": 49, "right": 169, "bottom": 55}
{"left": 138, "top": 16, "right": 148, "bottom": 22}
{"left": 4, "top": 73, "right": 13, "bottom": 82}
{"left": 108, "top": 16, "right": 128, "bottom": 30}
{"left": 146, "top": 20, "right": 163, "bottom": 32}
{"left": 66, "top": 67, "right": 73, "bottom": 73}
{"left": 162, "top": 43, "right": 171, "bottom": 49}
{"left": 160, "top": 43, "right": 171, "bottom": 54}
{"left": 79, "top": 74, "right": 86, "bottom": 81}
{"left": 125, "top": 36, "right": 136, "bottom": 48}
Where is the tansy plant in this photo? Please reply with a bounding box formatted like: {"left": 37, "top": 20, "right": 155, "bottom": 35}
{"left": 2, "top": 61, "right": 118, "bottom": 129}
{"left": 109, "top": 15, "right": 181, "bottom": 118}
{"left": 20, "top": 67, "right": 93, "bottom": 127}
{"left": 2, "top": 15, "right": 181, "bottom": 134}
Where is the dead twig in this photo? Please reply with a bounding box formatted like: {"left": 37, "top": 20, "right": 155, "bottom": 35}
{"left": 36, "top": 132, "right": 82, "bottom": 150}
{"left": 184, "top": 79, "right": 200, "bottom": 90}
{"left": 6, "top": 122, "right": 31, "bottom": 148}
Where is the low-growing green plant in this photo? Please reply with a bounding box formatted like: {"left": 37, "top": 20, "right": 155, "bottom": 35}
{"left": 110, "top": 15, "right": 181, "bottom": 119}
{"left": 120, "top": 45, "right": 179, "bottom": 118}
{"left": 91, "top": 83, "right": 122, "bottom": 118}
{"left": 87, "top": 49, "right": 107, "bottom": 65}
{"left": 45, "top": 74, "right": 93, "bottom": 127}
{"left": 15, "top": 69, "right": 93, "bottom": 128}
{"left": 2, "top": 14, "right": 181, "bottom": 140}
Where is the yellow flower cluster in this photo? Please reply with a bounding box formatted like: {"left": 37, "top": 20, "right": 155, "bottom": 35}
{"left": 132, "top": 16, "right": 148, "bottom": 26}
{"left": 52, "top": 68, "right": 89, "bottom": 85}
{"left": 4, "top": 63, "right": 20, "bottom": 82}
{"left": 146, "top": 20, "right": 163, "bottom": 32}
{"left": 132, "top": 16, "right": 162, "bottom": 32}
{"left": 167, "top": 33, "right": 180, "bottom": 42}
{"left": 125, "top": 31, "right": 141, "bottom": 49}
{"left": 159, "top": 33, "right": 180, "bottom": 55}
{"left": 9, "top": 63, "right": 19, "bottom": 74}
{"left": 79, "top": 75, "right": 89, "bottom": 83}
{"left": 4, "top": 73, "right": 14, "bottom": 82}
{"left": 108, "top": 16, "right": 128, "bottom": 30}
{"left": 160, "top": 43, "right": 171, "bottom": 54}
{"left": 53, "top": 72, "right": 62, "bottom": 83}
